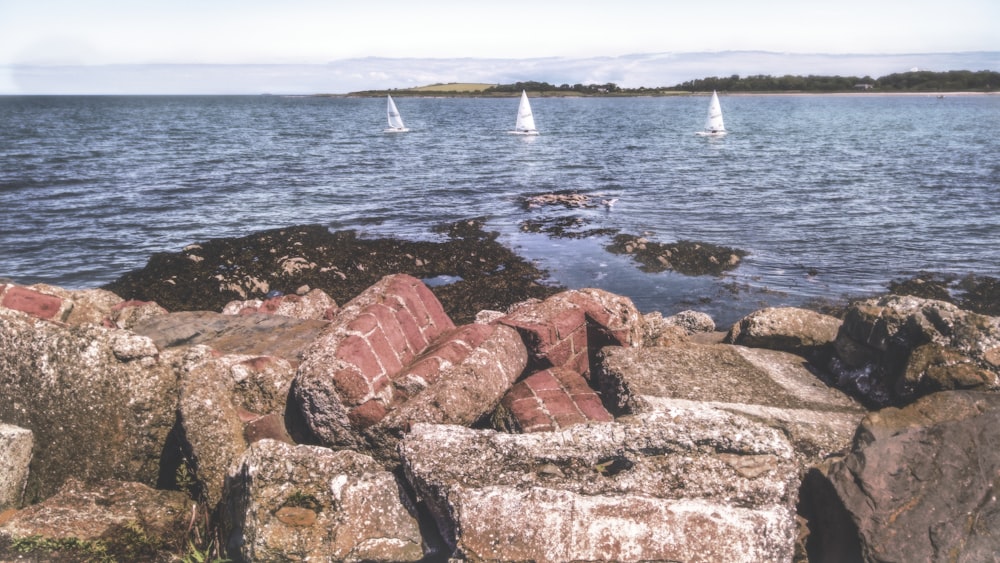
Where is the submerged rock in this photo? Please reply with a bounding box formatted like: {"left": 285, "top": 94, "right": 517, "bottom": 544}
{"left": 606, "top": 233, "right": 747, "bottom": 275}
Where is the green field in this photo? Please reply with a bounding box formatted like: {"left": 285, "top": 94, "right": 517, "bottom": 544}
{"left": 407, "top": 82, "right": 496, "bottom": 92}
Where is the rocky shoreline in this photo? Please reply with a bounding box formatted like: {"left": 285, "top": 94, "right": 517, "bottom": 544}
{"left": 2, "top": 221, "right": 1000, "bottom": 562}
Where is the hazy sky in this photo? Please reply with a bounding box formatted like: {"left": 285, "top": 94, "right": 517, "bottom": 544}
{"left": 3, "top": 0, "right": 997, "bottom": 65}
{"left": 1, "top": 0, "right": 997, "bottom": 93}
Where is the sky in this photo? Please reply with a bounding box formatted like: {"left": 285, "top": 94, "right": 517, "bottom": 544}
{"left": 1, "top": 0, "right": 998, "bottom": 94}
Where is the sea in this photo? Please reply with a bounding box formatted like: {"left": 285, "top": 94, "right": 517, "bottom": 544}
{"left": 1, "top": 94, "right": 998, "bottom": 326}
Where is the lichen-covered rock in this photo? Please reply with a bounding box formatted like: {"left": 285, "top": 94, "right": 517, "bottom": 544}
{"left": 0, "top": 424, "right": 32, "bottom": 510}
{"left": 597, "top": 342, "right": 865, "bottom": 463}
{"left": 178, "top": 349, "right": 297, "bottom": 508}
{"left": 725, "top": 306, "right": 841, "bottom": 359}
{"left": 0, "top": 479, "right": 192, "bottom": 562}
{"left": 222, "top": 440, "right": 424, "bottom": 563}
{"left": 831, "top": 295, "right": 1000, "bottom": 405}
{"left": 400, "top": 410, "right": 799, "bottom": 563}
{"left": 0, "top": 308, "right": 179, "bottom": 502}
{"left": 801, "top": 391, "right": 1000, "bottom": 562}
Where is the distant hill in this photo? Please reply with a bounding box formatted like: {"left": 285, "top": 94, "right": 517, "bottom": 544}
{"left": 408, "top": 83, "right": 494, "bottom": 92}
{"left": 348, "top": 70, "right": 1000, "bottom": 97}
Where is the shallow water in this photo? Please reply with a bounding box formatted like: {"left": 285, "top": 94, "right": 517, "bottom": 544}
{"left": 1, "top": 94, "right": 997, "bottom": 325}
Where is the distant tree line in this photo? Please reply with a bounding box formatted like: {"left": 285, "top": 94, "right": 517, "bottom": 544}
{"left": 666, "top": 70, "right": 1000, "bottom": 92}
{"left": 348, "top": 70, "right": 998, "bottom": 97}
{"left": 485, "top": 81, "right": 623, "bottom": 94}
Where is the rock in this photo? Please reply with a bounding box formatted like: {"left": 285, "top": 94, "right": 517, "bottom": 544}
{"left": 493, "top": 367, "right": 613, "bottom": 433}
{"left": 801, "top": 391, "right": 1000, "bottom": 562}
{"left": 0, "top": 283, "right": 74, "bottom": 323}
{"left": 0, "top": 479, "right": 192, "bottom": 562}
{"left": 499, "top": 288, "right": 643, "bottom": 380}
{"left": 831, "top": 295, "right": 1000, "bottom": 405}
{"left": 0, "top": 308, "right": 179, "bottom": 502}
{"left": 400, "top": 410, "right": 799, "bottom": 563}
{"left": 222, "top": 287, "right": 338, "bottom": 320}
{"left": 131, "top": 310, "right": 329, "bottom": 363}
{"left": 107, "top": 299, "right": 169, "bottom": 330}
{"left": 0, "top": 424, "right": 32, "bottom": 510}
{"left": 177, "top": 349, "right": 298, "bottom": 507}
{"left": 294, "top": 274, "right": 458, "bottom": 449}
{"left": 364, "top": 323, "right": 527, "bottom": 462}
{"left": 725, "top": 306, "right": 841, "bottom": 359}
{"left": 665, "top": 309, "right": 717, "bottom": 333}
{"left": 597, "top": 342, "right": 865, "bottom": 463}
{"left": 221, "top": 440, "right": 424, "bottom": 563}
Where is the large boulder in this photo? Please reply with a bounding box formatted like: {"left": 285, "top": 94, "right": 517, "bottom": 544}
{"left": 801, "top": 391, "right": 1000, "bottom": 562}
{"left": 725, "top": 306, "right": 841, "bottom": 360}
{"left": 597, "top": 342, "right": 865, "bottom": 463}
{"left": 221, "top": 439, "right": 424, "bottom": 563}
{"left": 0, "top": 307, "right": 179, "bottom": 502}
{"left": 0, "top": 479, "right": 193, "bottom": 562}
{"left": 177, "top": 350, "right": 298, "bottom": 508}
{"left": 831, "top": 295, "right": 1000, "bottom": 405}
{"left": 400, "top": 409, "right": 800, "bottom": 563}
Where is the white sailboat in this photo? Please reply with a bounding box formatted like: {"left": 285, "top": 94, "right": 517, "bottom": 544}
{"left": 509, "top": 90, "right": 539, "bottom": 136}
{"left": 701, "top": 90, "right": 726, "bottom": 136}
{"left": 384, "top": 95, "right": 409, "bottom": 133}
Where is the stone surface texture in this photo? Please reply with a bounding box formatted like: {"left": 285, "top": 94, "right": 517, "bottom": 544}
{"left": 400, "top": 410, "right": 799, "bottom": 563}
{"left": 222, "top": 439, "right": 424, "bottom": 563}
{"left": 0, "top": 424, "right": 32, "bottom": 510}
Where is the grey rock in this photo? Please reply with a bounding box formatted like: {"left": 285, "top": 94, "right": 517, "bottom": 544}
{"left": 222, "top": 439, "right": 424, "bottom": 563}
{"left": 0, "top": 308, "right": 179, "bottom": 502}
{"left": 132, "top": 310, "right": 329, "bottom": 362}
{"left": 725, "top": 306, "right": 841, "bottom": 359}
{"left": 597, "top": 342, "right": 865, "bottom": 463}
{"left": 400, "top": 411, "right": 799, "bottom": 563}
{"left": 0, "top": 424, "right": 32, "bottom": 510}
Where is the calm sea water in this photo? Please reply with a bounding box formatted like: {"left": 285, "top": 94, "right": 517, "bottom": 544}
{"left": 1, "top": 94, "right": 998, "bottom": 325}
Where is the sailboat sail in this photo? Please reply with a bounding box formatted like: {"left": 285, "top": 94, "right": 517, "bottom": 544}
{"left": 385, "top": 95, "right": 408, "bottom": 132}
{"left": 704, "top": 90, "right": 725, "bottom": 134}
{"left": 512, "top": 90, "right": 539, "bottom": 135}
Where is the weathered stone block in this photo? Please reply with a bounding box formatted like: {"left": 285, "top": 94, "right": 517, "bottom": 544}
{"left": 0, "top": 424, "right": 32, "bottom": 510}
{"left": 222, "top": 440, "right": 424, "bottom": 562}
{"left": 597, "top": 342, "right": 865, "bottom": 463}
{"left": 400, "top": 409, "right": 799, "bottom": 563}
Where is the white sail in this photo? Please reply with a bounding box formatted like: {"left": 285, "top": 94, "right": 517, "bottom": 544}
{"left": 385, "top": 95, "right": 408, "bottom": 132}
{"left": 511, "top": 90, "right": 539, "bottom": 135}
{"left": 704, "top": 90, "right": 726, "bottom": 135}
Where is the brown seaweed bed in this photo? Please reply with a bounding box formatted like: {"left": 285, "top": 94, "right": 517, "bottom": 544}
{"left": 103, "top": 206, "right": 1000, "bottom": 324}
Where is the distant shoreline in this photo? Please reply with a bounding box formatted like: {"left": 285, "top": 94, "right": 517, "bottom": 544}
{"left": 329, "top": 90, "right": 999, "bottom": 98}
